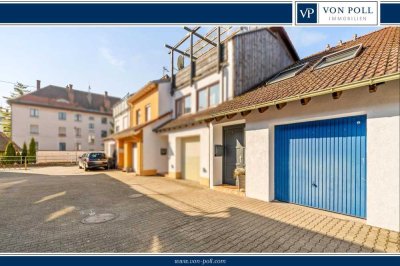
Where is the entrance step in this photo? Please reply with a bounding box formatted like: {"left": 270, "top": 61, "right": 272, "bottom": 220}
{"left": 213, "top": 184, "right": 245, "bottom": 197}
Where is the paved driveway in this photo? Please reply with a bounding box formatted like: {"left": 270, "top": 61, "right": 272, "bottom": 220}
{"left": 0, "top": 166, "right": 398, "bottom": 253}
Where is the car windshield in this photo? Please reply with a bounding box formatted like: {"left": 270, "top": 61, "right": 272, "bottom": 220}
{"left": 89, "top": 153, "right": 106, "bottom": 160}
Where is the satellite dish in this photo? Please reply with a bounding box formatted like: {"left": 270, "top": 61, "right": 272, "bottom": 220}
{"left": 177, "top": 55, "right": 185, "bottom": 70}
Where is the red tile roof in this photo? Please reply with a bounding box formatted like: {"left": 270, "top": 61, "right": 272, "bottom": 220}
{"left": 9, "top": 85, "right": 120, "bottom": 115}
{"left": 156, "top": 27, "right": 400, "bottom": 132}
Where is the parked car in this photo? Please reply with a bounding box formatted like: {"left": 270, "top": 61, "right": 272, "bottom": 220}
{"left": 78, "top": 152, "right": 109, "bottom": 171}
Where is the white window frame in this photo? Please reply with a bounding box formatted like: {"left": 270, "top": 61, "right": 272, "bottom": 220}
{"left": 145, "top": 104, "right": 151, "bottom": 122}
{"left": 30, "top": 108, "right": 39, "bottom": 118}
{"left": 268, "top": 63, "right": 309, "bottom": 84}
{"left": 313, "top": 44, "right": 363, "bottom": 70}
{"left": 58, "top": 112, "right": 67, "bottom": 120}
{"left": 74, "top": 114, "right": 82, "bottom": 122}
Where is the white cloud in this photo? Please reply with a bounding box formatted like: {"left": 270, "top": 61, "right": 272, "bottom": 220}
{"left": 99, "top": 47, "right": 125, "bottom": 70}
{"left": 287, "top": 29, "right": 328, "bottom": 48}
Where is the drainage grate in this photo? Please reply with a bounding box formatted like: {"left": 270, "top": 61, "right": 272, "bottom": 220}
{"left": 81, "top": 213, "right": 117, "bottom": 224}
{"left": 128, "top": 193, "right": 143, "bottom": 198}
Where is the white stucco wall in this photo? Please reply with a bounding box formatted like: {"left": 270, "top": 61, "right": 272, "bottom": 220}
{"left": 158, "top": 82, "right": 172, "bottom": 116}
{"left": 243, "top": 81, "right": 399, "bottom": 231}
{"left": 210, "top": 80, "right": 399, "bottom": 231}
{"left": 142, "top": 116, "right": 170, "bottom": 174}
{"left": 11, "top": 104, "right": 112, "bottom": 151}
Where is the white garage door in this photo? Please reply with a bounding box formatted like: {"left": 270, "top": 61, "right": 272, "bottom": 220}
{"left": 181, "top": 137, "right": 200, "bottom": 182}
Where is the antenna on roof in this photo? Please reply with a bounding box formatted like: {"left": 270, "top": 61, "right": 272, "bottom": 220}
{"left": 163, "top": 66, "right": 169, "bottom": 76}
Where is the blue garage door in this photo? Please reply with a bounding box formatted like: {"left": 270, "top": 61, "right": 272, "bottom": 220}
{"left": 275, "top": 115, "right": 366, "bottom": 218}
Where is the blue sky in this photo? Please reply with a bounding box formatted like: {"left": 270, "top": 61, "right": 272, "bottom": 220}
{"left": 0, "top": 26, "right": 379, "bottom": 106}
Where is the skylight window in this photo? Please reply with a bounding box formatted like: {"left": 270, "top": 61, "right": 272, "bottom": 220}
{"left": 268, "top": 63, "right": 308, "bottom": 84}
{"left": 313, "top": 44, "right": 363, "bottom": 70}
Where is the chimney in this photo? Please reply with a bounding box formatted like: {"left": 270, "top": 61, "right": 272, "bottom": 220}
{"left": 326, "top": 44, "right": 330, "bottom": 50}
{"left": 353, "top": 34, "right": 358, "bottom": 41}
{"left": 338, "top": 40, "right": 343, "bottom": 46}
{"left": 66, "top": 84, "right": 74, "bottom": 103}
{"left": 104, "top": 91, "right": 111, "bottom": 110}
{"left": 36, "top": 80, "right": 41, "bottom": 91}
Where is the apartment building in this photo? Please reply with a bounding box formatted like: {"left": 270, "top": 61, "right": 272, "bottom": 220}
{"left": 9, "top": 81, "right": 120, "bottom": 151}
{"left": 104, "top": 93, "right": 131, "bottom": 157}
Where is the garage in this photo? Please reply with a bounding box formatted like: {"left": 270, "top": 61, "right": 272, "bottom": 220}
{"left": 181, "top": 136, "right": 200, "bottom": 182}
{"left": 274, "top": 115, "right": 367, "bottom": 218}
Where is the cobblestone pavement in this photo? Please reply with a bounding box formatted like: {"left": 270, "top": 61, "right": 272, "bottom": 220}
{"left": 0, "top": 166, "right": 399, "bottom": 253}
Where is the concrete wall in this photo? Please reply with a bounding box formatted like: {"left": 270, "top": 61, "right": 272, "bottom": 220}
{"left": 36, "top": 150, "right": 89, "bottom": 163}
{"left": 227, "top": 80, "right": 399, "bottom": 231}
{"left": 11, "top": 104, "right": 112, "bottom": 151}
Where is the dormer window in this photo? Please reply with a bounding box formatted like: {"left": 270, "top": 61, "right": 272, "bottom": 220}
{"left": 56, "top": 98, "right": 69, "bottom": 103}
{"left": 268, "top": 63, "right": 308, "bottom": 84}
{"left": 313, "top": 44, "right": 363, "bottom": 70}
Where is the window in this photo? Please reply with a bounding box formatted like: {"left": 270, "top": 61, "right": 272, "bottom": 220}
{"left": 30, "top": 108, "right": 39, "bottom": 118}
{"left": 101, "top": 130, "right": 107, "bottom": 138}
{"left": 75, "top": 127, "right": 82, "bottom": 137}
{"left": 58, "top": 112, "right": 67, "bottom": 120}
{"left": 74, "top": 114, "right": 82, "bottom": 122}
{"left": 136, "top": 109, "right": 141, "bottom": 125}
{"left": 58, "top": 127, "right": 66, "bottom": 137}
{"left": 314, "top": 44, "right": 363, "bottom": 70}
{"left": 59, "top": 142, "right": 66, "bottom": 151}
{"left": 89, "top": 153, "right": 106, "bottom": 160}
{"left": 209, "top": 84, "right": 220, "bottom": 106}
{"left": 116, "top": 125, "right": 120, "bottom": 133}
{"left": 176, "top": 95, "right": 191, "bottom": 117}
{"left": 76, "top": 143, "right": 82, "bottom": 151}
{"left": 122, "top": 116, "right": 128, "bottom": 130}
{"left": 145, "top": 105, "right": 151, "bottom": 122}
{"left": 89, "top": 116, "right": 94, "bottom": 121}
{"left": 101, "top": 117, "right": 107, "bottom": 124}
{"left": 89, "top": 123, "right": 95, "bottom": 130}
{"left": 88, "top": 134, "right": 95, "bottom": 145}
{"left": 197, "top": 89, "right": 208, "bottom": 111}
{"left": 197, "top": 84, "right": 220, "bottom": 111}
{"left": 268, "top": 63, "right": 308, "bottom": 84}
{"left": 30, "top": 124, "right": 39, "bottom": 134}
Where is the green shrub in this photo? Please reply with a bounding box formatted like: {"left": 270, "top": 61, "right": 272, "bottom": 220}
{"left": 28, "top": 138, "right": 37, "bottom": 164}
{"left": 2, "top": 141, "right": 16, "bottom": 164}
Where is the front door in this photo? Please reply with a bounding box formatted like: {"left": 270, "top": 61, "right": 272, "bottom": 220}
{"left": 223, "top": 124, "right": 245, "bottom": 185}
